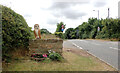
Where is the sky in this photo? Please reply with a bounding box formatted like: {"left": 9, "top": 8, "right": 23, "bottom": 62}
{"left": 0, "top": 0, "right": 120, "bottom": 33}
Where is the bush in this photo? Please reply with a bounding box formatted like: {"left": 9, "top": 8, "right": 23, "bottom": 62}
{"left": 41, "top": 29, "right": 51, "bottom": 34}
{"left": 64, "top": 18, "right": 120, "bottom": 40}
{"left": 2, "top": 5, "right": 33, "bottom": 62}
{"left": 54, "top": 32, "right": 64, "bottom": 39}
{"left": 55, "top": 22, "right": 66, "bottom": 32}
{"left": 49, "top": 53, "right": 62, "bottom": 61}
{"left": 64, "top": 28, "right": 74, "bottom": 39}
{"left": 89, "top": 28, "right": 97, "bottom": 39}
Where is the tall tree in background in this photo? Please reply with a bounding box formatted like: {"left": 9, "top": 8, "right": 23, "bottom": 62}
{"left": 55, "top": 22, "right": 66, "bottom": 39}
{"left": 55, "top": 22, "right": 66, "bottom": 32}
{"left": 64, "top": 28, "right": 74, "bottom": 39}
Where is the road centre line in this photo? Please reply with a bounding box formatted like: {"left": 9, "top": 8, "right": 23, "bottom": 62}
{"left": 109, "top": 47, "right": 118, "bottom": 50}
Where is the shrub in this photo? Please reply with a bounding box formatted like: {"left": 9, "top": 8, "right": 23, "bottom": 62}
{"left": 41, "top": 29, "right": 51, "bottom": 34}
{"left": 49, "top": 53, "right": 62, "bottom": 61}
{"left": 54, "top": 32, "right": 64, "bottom": 39}
{"left": 55, "top": 22, "right": 66, "bottom": 32}
{"left": 64, "top": 28, "right": 74, "bottom": 39}
{"left": 2, "top": 5, "right": 33, "bottom": 62}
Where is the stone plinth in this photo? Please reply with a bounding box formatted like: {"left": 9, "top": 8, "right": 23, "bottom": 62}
{"left": 29, "top": 39, "right": 63, "bottom": 55}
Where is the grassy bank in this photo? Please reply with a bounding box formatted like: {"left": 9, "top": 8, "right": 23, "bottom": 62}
{"left": 2, "top": 48, "right": 116, "bottom": 71}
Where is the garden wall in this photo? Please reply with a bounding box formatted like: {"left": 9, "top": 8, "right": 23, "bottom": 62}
{"left": 29, "top": 39, "right": 63, "bottom": 55}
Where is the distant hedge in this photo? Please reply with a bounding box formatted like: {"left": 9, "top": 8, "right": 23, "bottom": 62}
{"left": 2, "top": 5, "right": 33, "bottom": 61}
{"left": 64, "top": 18, "right": 120, "bottom": 40}
{"left": 41, "top": 28, "right": 51, "bottom": 34}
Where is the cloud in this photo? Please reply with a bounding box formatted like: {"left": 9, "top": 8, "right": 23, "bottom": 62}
{"left": 92, "top": 0, "right": 107, "bottom": 7}
{"left": 47, "top": 2, "right": 87, "bottom": 19}
{"left": 49, "top": 2, "right": 71, "bottom": 10}
{"left": 24, "top": 14, "right": 32, "bottom": 18}
{"left": 53, "top": 0, "right": 90, "bottom": 3}
{"left": 47, "top": 18, "right": 58, "bottom": 25}
{"left": 61, "top": 9, "right": 87, "bottom": 19}
{"left": 49, "top": 2, "right": 90, "bottom": 10}
{"left": 94, "top": 2, "right": 106, "bottom": 7}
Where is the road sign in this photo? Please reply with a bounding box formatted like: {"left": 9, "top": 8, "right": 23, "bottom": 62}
{"left": 61, "top": 25, "right": 64, "bottom": 32}
{"left": 98, "top": 27, "right": 100, "bottom": 32}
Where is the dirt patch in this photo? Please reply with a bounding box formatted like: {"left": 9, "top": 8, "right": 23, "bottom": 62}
{"left": 64, "top": 48, "right": 91, "bottom": 57}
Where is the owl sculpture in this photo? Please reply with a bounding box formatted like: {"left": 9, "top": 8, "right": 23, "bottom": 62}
{"left": 34, "top": 24, "right": 41, "bottom": 39}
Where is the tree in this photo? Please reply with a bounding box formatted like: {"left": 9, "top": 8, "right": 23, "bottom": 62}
{"left": 55, "top": 22, "right": 66, "bottom": 32}
{"left": 64, "top": 28, "right": 74, "bottom": 39}
{"left": 64, "top": 17, "right": 120, "bottom": 40}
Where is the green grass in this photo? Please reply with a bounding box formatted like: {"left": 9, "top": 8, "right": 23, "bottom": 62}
{"left": 3, "top": 51, "right": 116, "bottom": 71}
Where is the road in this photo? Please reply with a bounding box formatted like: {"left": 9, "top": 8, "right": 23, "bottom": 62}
{"left": 63, "top": 39, "right": 119, "bottom": 70}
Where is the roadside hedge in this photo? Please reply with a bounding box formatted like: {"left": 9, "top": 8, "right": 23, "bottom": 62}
{"left": 2, "top": 5, "right": 33, "bottom": 62}
{"left": 64, "top": 18, "right": 120, "bottom": 40}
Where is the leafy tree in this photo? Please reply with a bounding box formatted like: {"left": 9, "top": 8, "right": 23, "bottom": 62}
{"left": 64, "top": 28, "right": 74, "bottom": 39}
{"left": 55, "top": 22, "right": 66, "bottom": 32}
{"left": 64, "top": 18, "right": 120, "bottom": 40}
{"left": 55, "top": 22, "right": 66, "bottom": 39}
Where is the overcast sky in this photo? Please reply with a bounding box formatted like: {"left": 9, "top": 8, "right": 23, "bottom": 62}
{"left": 0, "top": 0, "right": 119, "bottom": 33}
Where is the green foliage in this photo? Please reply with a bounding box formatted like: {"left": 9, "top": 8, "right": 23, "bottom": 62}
{"left": 55, "top": 22, "right": 66, "bottom": 39}
{"left": 64, "top": 28, "right": 75, "bottom": 39}
{"left": 41, "top": 28, "right": 51, "bottom": 34}
{"left": 49, "top": 53, "right": 62, "bottom": 61}
{"left": 54, "top": 32, "right": 64, "bottom": 39}
{"left": 64, "top": 18, "right": 120, "bottom": 40}
{"left": 55, "top": 22, "right": 66, "bottom": 32}
{"left": 3, "top": 54, "right": 12, "bottom": 63}
{"left": 2, "top": 5, "right": 34, "bottom": 62}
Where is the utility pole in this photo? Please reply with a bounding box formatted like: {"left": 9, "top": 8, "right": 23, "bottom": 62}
{"left": 118, "top": 1, "right": 120, "bottom": 19}
{"left": 93, "top": 10, "right": 100, "bottom": 32}
{"left": 98, "top": 10, "right": 99, "bottom": 20}
{"left": 93, "top": 10, "right": 99, "bottom": 20}
{"left": 108, "top": 8, "right": 110, "bottom": 19}
{"left": 98, "top": 10, "right": 100, "bottom": 32}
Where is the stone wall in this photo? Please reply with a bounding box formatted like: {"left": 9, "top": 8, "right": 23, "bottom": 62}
{"left": 29, "top": 39, "right": 63, "bottom": 55}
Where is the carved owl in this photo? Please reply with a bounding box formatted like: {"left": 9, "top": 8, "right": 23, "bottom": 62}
{"left": 34, "top": 24, "right": 41, "bottom": 39}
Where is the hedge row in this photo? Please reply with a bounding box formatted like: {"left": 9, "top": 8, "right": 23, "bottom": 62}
{"left": 2, "top": 5, "right": 34, "bottom": 62}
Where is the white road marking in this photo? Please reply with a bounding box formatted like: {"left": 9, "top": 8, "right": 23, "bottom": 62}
{"left": 108, "top": 42, "right": 118, "bottom": 45}
{"left": 109, "top": 47, "right": 118, "bottom": 50}
{"left": 69, "top": 40, "right": 87, "bottom": 42}
{"left": 72, "top": 42, "right": 83, "bottom": 49}
{"left": 91, "top": 43, "right": 101, "bottom": 45}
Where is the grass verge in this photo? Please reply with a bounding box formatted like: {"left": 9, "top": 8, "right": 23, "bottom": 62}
{"left": 2, "top": 48, "right": 116, "bottom": 71}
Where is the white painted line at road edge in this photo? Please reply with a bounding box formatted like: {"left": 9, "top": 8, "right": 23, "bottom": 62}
{"left": 72, "top": 42, "right": 83, "bottom": 49}
{"left": 109, "top": 47, "right": 119, "bottom": 50}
